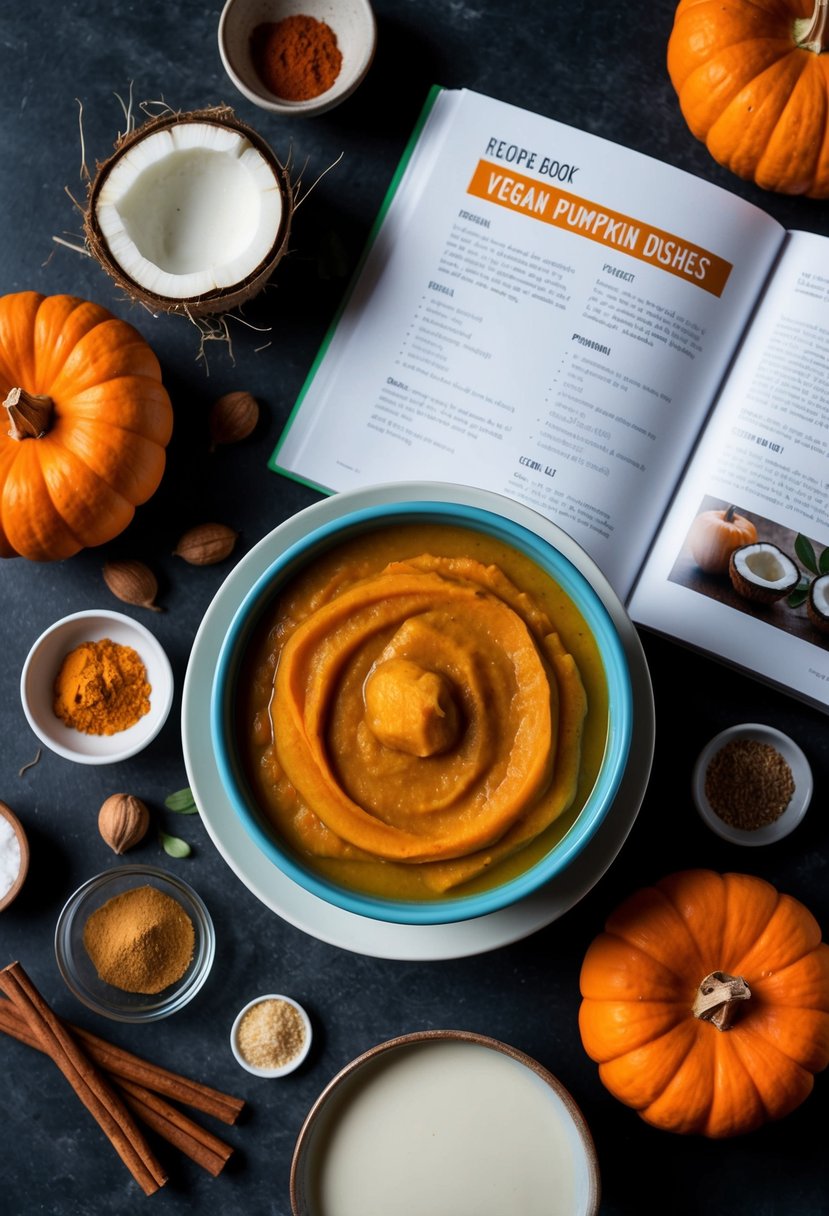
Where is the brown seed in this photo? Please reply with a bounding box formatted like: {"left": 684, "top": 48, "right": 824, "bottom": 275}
{"left": 98, "top": 794, "right": 151, "bottom": 854}
{"left": 103, "top": 559, "right": 162, "bottom": 611}
{"left": 209, "top": 391, "right": 260, "bottom": 450}
{"left": 173, "top": 522, "right": 238, "bottom": 566}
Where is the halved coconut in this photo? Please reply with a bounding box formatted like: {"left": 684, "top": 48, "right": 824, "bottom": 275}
{"left": 84, "top": 107, "right": 293, "bottom": 318}
{"left": 807, "top": 573, "right": 829, "bottom": 633}
{"left": 728, "top": 542, "right": 799, "bottom": 604}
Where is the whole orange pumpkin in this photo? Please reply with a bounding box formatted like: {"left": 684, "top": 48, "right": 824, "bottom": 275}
{"left": 0, "top": 292, "right": 173, "bottom": 561}
{"left": 667, "top": 0, "right": 829, "bottom": 197}
{"left": 687, "top": 504, "right": 758, "bottom": 573}
{"left": 579, "top": 869, "right": 829, "bottom": 1136}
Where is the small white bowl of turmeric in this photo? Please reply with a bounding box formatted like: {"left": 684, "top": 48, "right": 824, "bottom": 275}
{"left": 20, "top": 609, "right": 174, "bottom": 766}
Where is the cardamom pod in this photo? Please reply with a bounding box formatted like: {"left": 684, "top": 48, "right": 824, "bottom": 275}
{"left": 173, "top": 522, "right": 239, "bottom": 566}
{"left": 98, "top": 794, "right": 151, "bottom": 854}
{"left": 103, "top": 559, "right": 162, "bottom": 611}
{"left": 209, "top": 391, "right": 260, "bottom": 450}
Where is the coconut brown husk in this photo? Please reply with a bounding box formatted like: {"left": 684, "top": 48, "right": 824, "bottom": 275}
{"left": 83, "top": 106, "right": 294, "bottom": 319}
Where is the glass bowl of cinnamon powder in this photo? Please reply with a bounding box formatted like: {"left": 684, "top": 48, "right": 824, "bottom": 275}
{"left": 218, "top": 0, "right": 377, "bottom": 117}
{"left": 55, "top": 865, "right": 215, "bottom": 1022}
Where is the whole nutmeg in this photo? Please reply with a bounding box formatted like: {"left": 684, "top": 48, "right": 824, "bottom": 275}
{"left": 209, "top": 391, "right": 260, "bottom": 450}
{"left": 98, "top": 794, "right": 151, "bottom": 854}
{"left": 103, "top": 559, "right": 162, "bottom": 611}
{"left": 173, "top": 522, "right": 238, "bottom": 566}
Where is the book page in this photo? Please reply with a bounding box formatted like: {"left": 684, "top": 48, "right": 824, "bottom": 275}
{"left": 629, "top": 231, "right": 829, "bottom": 709}
{"left": 271, "top": 87, "right": 784, "bottom": 599}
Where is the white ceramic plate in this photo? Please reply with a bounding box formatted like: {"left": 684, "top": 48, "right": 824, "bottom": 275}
{"left": 181, "top": 482, "right": 655, "bottom": 961}
{"left": 692, "top": 722, "right": 812, "bottom": 846}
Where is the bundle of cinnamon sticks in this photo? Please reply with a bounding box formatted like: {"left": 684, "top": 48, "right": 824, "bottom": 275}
{"left": 0, "top": 960, "right": 246, "bottom": 1195}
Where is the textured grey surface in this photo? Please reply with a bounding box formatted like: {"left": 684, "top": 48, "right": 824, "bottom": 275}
{"left": 1, "top": 2, "right": 828, "bottom": 1213}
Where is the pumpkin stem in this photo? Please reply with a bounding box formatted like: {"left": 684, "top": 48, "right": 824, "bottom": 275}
{"left": 3, "top": 386, "right": 54, "bottom": 440}
{"left": 723, "top": 505, "right": 737, "bottom": 522}
{"left": 794, "top": 0, "right": 829, "bottom": 53}
{"left": 693, "top": 970, "right": 751, "bottom": 1031}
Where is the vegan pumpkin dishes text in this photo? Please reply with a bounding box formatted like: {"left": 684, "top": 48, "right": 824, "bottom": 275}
{"left": 237, "top": 523, "right": 610, "bottom": 901}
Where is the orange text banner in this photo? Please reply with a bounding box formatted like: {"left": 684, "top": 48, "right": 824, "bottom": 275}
{"left": 467, "top": 159, "right": 732, "bottom": 297}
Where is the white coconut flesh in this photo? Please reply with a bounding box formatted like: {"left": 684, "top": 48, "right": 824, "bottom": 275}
{"left": 93, "top": 122, "right": 285, "bottom": 301}
{"left": 811, "top": 575, "right": 829, "bottom": 616}
{"left": 733, "top": 544, "right": 797, "bottom": 589}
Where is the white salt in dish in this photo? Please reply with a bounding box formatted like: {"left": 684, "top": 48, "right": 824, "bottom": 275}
{"left": 290, "top": 1030, "right": 600, "bottom": 1216}
{"left": 0, "top": 801, "right": 29, "bottom": 912}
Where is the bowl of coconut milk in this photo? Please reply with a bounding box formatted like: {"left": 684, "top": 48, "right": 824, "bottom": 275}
{"left": 290, "top": 1029, "right": 600, "bottom": 1216}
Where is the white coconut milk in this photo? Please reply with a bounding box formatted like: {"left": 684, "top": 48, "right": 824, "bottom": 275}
{"left": 305, "top": 1039, "right": 594, "bottom": 1216}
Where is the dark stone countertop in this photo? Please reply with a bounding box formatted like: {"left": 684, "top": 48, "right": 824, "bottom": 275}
{"left": 1, "top": 2, "right": 828, "bottom": 1213}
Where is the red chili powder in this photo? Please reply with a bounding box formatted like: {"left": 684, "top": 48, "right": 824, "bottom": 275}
{"left": 250, "top": 15, "right": 343, "bottom": 102}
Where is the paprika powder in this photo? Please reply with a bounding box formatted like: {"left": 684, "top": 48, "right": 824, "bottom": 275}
{"left": 250, "top": 14, "right": 343, "bottom": 101}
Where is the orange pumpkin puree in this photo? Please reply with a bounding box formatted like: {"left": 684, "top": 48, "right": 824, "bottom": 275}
{"left": 237, "top": 523, "right": 609, "bottom": 901}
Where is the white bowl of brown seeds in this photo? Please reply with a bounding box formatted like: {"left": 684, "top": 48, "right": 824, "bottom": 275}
{"left": 692, "top": 723, "right": 812, "bottom": 846}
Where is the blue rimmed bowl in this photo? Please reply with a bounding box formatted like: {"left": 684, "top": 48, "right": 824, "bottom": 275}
{"left": 210, "top": 493, "right": 633, "bottom": 926}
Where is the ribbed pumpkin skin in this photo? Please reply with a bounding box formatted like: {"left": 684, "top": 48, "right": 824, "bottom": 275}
{"left": 579, "top": 869, "right": 829, "bottom": 1137}
{"left": 0, "top": 292, "right": 173, "bottom": 560}
{"left": 667, "top": 0, "right": 829, "bottom": 197}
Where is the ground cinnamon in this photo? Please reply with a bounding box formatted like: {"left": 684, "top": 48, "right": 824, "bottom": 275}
{"left": 83, "top": 885, "right": 195, "bottom": 994}
{"left": 250, "top": 14, "right": 343, "bottom": 101}
{"left": 53, "top": 638, "right": 150, "bottom": 735}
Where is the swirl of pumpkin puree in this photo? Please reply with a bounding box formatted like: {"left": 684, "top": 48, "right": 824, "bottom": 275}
{"left": 271, "top": 555, "right": 587, "bottom": 875}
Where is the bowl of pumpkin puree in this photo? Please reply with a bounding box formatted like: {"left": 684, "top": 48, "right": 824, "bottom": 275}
{"left": 210, "top": 494, "right": 633, "bottom": 925}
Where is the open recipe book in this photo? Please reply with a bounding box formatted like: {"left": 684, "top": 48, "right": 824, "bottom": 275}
{"left": 270, "top": 86, "right": 829, "bottom": 713}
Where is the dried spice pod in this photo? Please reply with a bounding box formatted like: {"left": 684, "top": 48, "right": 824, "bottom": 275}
{"left": 98, "top": 794, "right": 151, "bottom": 854}
{"left": 173, "top": 523, "right": 238, "bottom": 566}
{"left": 103, "top": 559, "right": 162, "bottom": 611}
{"left": 209, "top": 392, "right": 260, "bottom": 450}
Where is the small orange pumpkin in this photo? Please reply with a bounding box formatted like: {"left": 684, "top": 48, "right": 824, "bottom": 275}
{"left": 687, "top": 504, "right": 758, "bottom": 573}
{"left": 667, "top": 0, "right": 829, "bottom": 197}
{"left": 579, "top": 869, "right": 829, "bottom": 1137}
{"left": 0, "top": 292, "right": 173, "bottom": 561}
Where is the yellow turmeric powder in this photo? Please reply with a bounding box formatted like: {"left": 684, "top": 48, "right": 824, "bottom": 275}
{"left": 53, "top": 638, "right": 151, "bottom": 735}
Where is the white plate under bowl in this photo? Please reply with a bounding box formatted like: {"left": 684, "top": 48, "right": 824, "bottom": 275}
{"left": 181, "top": 482, "right": 655, "bottom": 961}
{"left": 692, "top": 723, "right": 812, "bottom": 846}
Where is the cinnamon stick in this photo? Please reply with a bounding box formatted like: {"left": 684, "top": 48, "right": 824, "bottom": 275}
{"left": 0, "top": 994, "right": 244, "bottom": 1124}
{"left": 70, "top": 1023, "right": 246, "bottom": 1124}
{"left": 0, "top": 962, "right": 167, "bottom": 1195}
{"left": 118, "top": 1082, "right": 235, "bottom": 1178}
{"left": 0, "top": 1000, "right": 234, "bottom": 1177}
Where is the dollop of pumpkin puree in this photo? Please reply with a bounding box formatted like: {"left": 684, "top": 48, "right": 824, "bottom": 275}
{"left": 249, "top": 542, "right": 590, "bottom": 896}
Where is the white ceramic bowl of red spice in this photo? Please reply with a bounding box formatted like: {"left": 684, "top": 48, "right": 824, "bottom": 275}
{"left": 218, "top": 0, "right": 377, "bottom": 117}
{"left": 20, "top": 609, "right": 174, "bottom": 766}
{"left": 692, "top": 723, "right": 813, "bottom": 846}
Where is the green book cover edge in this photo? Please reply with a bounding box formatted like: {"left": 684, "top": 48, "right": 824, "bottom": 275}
{"left": 267, "top": 83, "right": 446, "bottom": 487}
